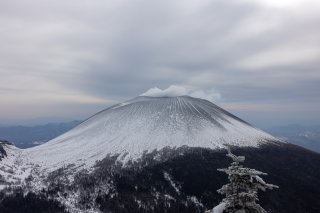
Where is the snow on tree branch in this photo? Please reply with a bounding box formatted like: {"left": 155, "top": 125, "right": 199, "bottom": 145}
{"left": 207, "top": 147, "right": 278, "bottom": 213}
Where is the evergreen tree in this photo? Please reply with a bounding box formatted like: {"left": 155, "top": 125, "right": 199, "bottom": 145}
{"left": 209, "top": 148, "right": 278, "bottom": 213}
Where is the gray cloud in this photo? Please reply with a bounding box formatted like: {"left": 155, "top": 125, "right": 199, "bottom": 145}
{"left": 0, "top": 0, "right": 319, "bottom": 126}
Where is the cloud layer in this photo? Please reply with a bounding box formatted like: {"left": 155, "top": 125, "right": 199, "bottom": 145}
{"left": 141, "top": 85, "right": 189, "bottom": 97}
{"left": 0, "top": 0, "right": 320, "bottom": 126}
{"left": 141, "top": 85, "right": 221, "bottom": 103}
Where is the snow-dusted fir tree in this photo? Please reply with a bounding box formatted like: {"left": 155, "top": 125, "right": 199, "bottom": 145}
{"left": 208, "top": 148, "right": 278, "bottom": 213}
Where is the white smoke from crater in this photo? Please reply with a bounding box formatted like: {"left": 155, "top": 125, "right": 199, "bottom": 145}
{"left": 141, "top": 85, "right": 221, "bottom": 102}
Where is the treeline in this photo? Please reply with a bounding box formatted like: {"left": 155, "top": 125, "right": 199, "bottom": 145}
{"left": 0, "top": 190, "right": 66, "bottom": 213}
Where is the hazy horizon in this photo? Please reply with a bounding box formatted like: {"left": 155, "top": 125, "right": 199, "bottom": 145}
{"left": 1, "top": 96, "right": 319, "bottom": 129}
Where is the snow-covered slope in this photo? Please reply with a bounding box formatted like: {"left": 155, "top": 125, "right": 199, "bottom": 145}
{"left": 22, "top": 96, "right": 278, "bottom": 171}
{"left": 0, "top": 142, "right": 31, "bottom": 190}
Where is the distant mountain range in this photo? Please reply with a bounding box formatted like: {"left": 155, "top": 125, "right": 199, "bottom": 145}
{"left": 0, "top": 121, "right": 81, "bottom": 148}
{"left": 265, "top": 124, "right": 320, "bottom": 153}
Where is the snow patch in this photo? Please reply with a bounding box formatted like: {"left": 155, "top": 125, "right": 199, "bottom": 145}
{"left": 189, "top": 196, "right": 204, "bottom": 208}
{"left": 163, "top": 171, "right": 180, "bottom": 195}
{"left": 212, "top": 202, "right": 226, "bottom": 213}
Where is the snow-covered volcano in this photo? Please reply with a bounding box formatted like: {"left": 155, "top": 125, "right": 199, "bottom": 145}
{"left": 24, "top": 96, "right": 277, "bottom": 170}
{"left": 3, "top": 96, "right": 320, "bottom": 213}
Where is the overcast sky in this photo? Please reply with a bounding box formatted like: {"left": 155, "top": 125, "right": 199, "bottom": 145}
{"left": 0, "top": 0, "right": 320, "bottom": 127}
